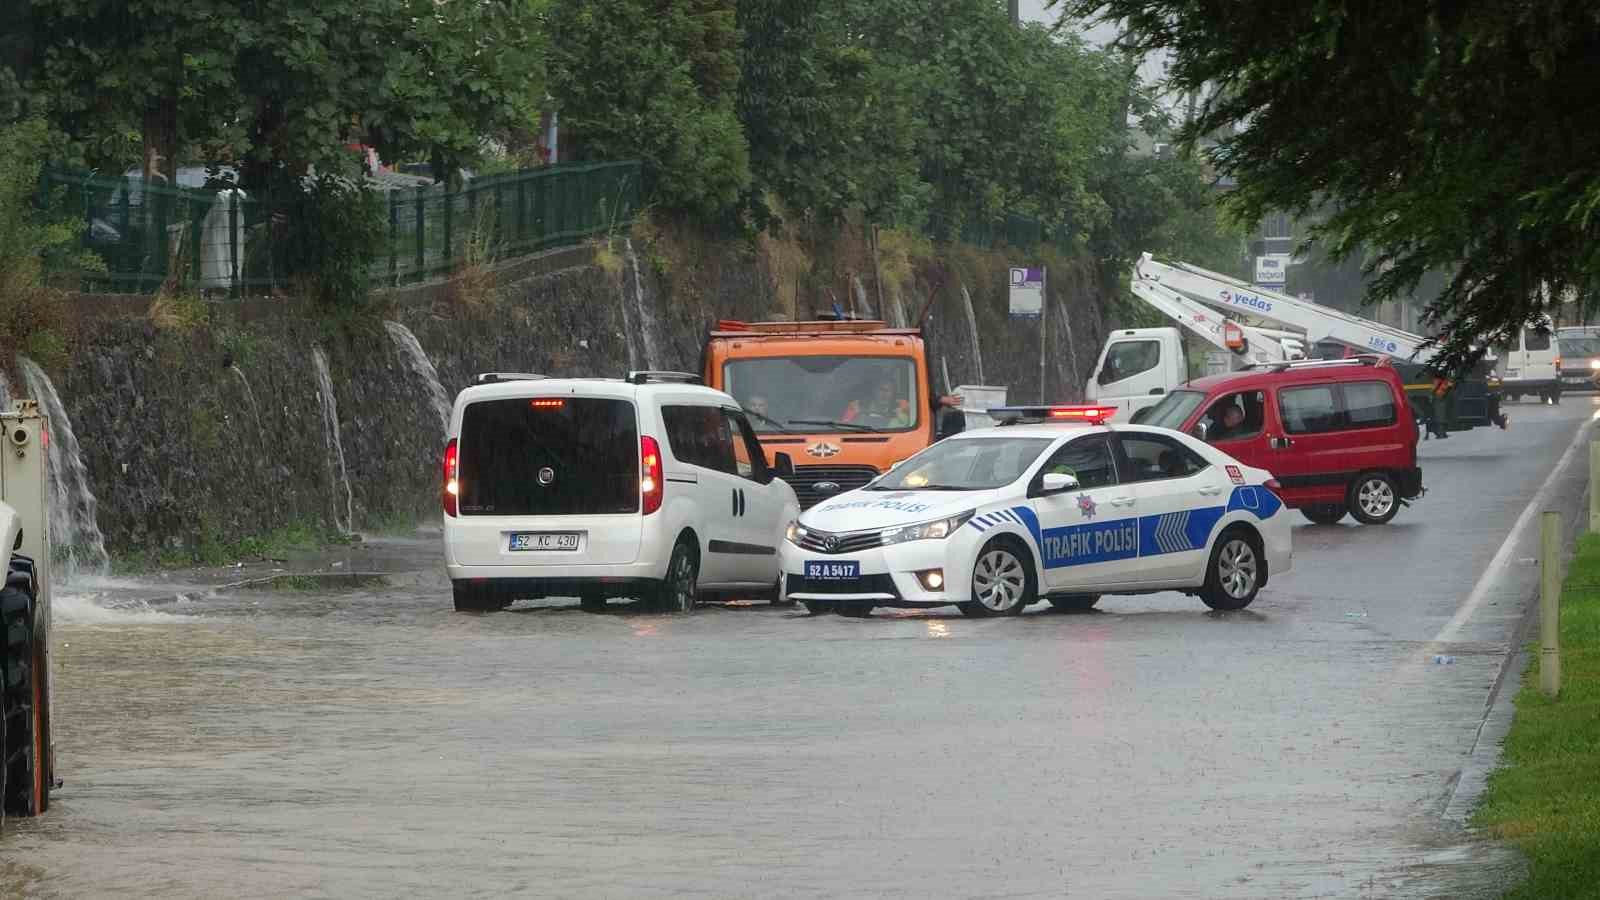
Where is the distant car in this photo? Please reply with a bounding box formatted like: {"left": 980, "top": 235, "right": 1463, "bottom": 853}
{"left": 1556, "top": 332, "right": 1600, "bottom": 392}
{"left": 443, "top": 371, "right": 799, "bottom": 612}
{"left": 779, "top": 406, "right": 1292, "bottom": 618}
{"left": 1137, "top": 357, "right": 1422, "bottom": 526}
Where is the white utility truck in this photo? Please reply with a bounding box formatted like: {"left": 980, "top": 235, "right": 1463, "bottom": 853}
{"left": 1088, "top": 254, "right": 1506, "bottom": 434}
{"left": 1, "top": 399, "right": 55, "bottom": 822}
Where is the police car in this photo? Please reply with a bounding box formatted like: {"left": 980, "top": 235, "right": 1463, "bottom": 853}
{"left": 779, "top": 406, "right": 1292, "bottom": 617}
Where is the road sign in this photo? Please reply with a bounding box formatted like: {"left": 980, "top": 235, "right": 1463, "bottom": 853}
{"left": 1008, "top": 267, "right": 1043, "bottom": 318}
{"left": 1254, "top": 255, "right": 1289, "bottom": 287}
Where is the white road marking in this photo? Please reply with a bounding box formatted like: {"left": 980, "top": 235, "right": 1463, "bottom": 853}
{"left": 1433, "top": 411, "right": 1596, "bottom": 645}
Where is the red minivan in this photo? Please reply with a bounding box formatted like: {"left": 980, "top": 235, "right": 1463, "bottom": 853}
{"left": 1135, "top": 358, "right": 1423, "bottom": 525}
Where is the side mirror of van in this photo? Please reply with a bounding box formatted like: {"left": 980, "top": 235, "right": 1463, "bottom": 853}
{"left": 771, "top": 452, "right": 795, "bottom": 479}
{"left": 1193, "top": 420, "right": 1210, "bottom": 442}
{"left": 935, "top": 408, "right": 965, "bottom": 441}
{"left": 1035, "top": 472, "right": 1079, "bottom": 496}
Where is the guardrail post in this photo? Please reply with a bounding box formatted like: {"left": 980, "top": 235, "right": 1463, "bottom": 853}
{"left": 1541, "top": 510, "right": 1562, "bottom": 698}
{"left": 1590, "top": 441, "right": 1600, "bottom": 532}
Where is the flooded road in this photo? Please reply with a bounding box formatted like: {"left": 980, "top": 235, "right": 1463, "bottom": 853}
{"left": 3, "top": 400, "right": 1589, "bottom": 898}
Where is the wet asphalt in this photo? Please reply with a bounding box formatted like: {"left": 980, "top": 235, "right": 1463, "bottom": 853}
{"left": 2, "top": 397, "right": 1594, "bottom": 899}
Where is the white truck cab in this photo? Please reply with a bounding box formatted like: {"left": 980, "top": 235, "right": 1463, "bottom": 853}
{"left": 1084, "top": 328, "right": 1188, "bottom": 422}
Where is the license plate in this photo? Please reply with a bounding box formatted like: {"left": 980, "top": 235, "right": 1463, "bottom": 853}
{"left": 1505, "top": 369, "right": 1520, "bottom": 377}
{"left": 509, "top": 532, "right": 580, "bottom": 552}
{"left": 1564, "top": 376, "right": 1588, "bottom": 384}
{"left": 805, "top": 560, "right": 859, "bottom": 580}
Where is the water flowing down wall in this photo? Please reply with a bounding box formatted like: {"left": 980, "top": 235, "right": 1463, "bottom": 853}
{"left": 18, "top": 357, "right": 110, "bottom": 578}
{"left": 33, "top": 238, "right": 1110, "bottom": 558}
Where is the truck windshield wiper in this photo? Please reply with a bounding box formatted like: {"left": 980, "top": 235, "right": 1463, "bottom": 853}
{"left": 789, "top": 418, "right": 877, "bottom": 433}
{"left": 743, "top": 409, "right": 792, "bottom": 432}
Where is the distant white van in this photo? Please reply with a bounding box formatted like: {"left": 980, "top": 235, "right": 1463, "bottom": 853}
{"left": 1495, "top": 318, "right": 1561, "bottom": 403}
{"left": 442, "top": 372, "right": 800, "bottom": 612}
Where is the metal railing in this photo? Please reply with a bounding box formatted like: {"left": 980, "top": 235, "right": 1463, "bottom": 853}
{"left": 42, "top": 161, "right": 641, "bottom": 295}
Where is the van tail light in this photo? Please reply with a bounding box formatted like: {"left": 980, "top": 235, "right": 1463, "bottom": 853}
{"left": 1263, "top": 478, "right": 1283, "bottom": 497}
{"left": 641, "top": 435, "right": 664, "bottom": 515}
{"left": 443, "top": 438, "right": 459, "bottom": 517}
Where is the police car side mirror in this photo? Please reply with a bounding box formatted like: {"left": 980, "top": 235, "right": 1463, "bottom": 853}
{"left": 1037, "top": 472, "right": 1079, "bottom": 496}
{"left": 771, "top": 452, "right": 795, "bottom": 479}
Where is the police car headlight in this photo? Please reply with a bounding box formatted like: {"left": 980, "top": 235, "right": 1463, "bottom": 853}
{"left": 786, "top": 520, "right": 807, "bottom": 545}
{"left": 879, "top": 510, "right": 975, "bottom": 546}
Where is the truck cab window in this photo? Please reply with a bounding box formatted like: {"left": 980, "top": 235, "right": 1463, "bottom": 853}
{"left": 1098, "top": 340, "right": 1160, "bottom": 385}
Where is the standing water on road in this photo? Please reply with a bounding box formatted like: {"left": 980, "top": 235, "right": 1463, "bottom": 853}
{"left": 382, "top": 321, "right": 452, "bottom": 438}
{"left": 18, "top": 356, "right": 110, "bottom": 579}
{"left": 310, "top": 348, "right": 354, "bottom": 533}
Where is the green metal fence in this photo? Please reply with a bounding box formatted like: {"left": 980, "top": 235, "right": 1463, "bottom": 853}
{"left": 43, "top": 161, "right": 641, "bottom": 295}
{"left": 921, "top": 210, "right": 1073, "bottom": 252}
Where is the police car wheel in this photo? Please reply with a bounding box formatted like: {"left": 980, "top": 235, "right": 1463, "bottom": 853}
{"left": 1300, "top": 504, "right": 1347, "bottom": 526}
{"left": 1348, "top": 472, "right": 1400, "bottom": 525}
{"left": 1199, "top": 529, "right": 1262, "bottom": 611}
{"left": 802, "top": 600, "right": 837, "bottom": 616}
{"left": 959, "top": 538, "right": 1034, "bottom": 618}
{"left": 1047, "top": 594, "right": 1099, "bottom": 612}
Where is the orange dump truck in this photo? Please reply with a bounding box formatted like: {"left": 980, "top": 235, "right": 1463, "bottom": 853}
{"left": 703, "top": 319, "right": 964, "bottom": 508}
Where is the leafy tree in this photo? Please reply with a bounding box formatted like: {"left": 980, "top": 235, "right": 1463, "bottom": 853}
{"left": 1060, "top": 0, "right": 1600, "bottom": 374}
{"left": 547, "top": 0, "right": 749, "bottom": 217}
{"left": 27, "top": 0, "right": 548, "bottom": 186}
{"left": 736, "top": 0, "right": 871, "bottom": 223}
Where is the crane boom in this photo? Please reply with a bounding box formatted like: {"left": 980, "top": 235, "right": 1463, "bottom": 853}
{"left": 1135, "top": 253, "right": 1438, "bottom": 365}
{"left": 1129, "top": 279, "right": 1295, "bottom": 364}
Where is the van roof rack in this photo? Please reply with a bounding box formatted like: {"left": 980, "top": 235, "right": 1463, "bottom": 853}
{"left": 626, "top": 370, "right": 702, "bottom": 385}
{"left": 475, "top": 372, "right": 548, "bottom": 384}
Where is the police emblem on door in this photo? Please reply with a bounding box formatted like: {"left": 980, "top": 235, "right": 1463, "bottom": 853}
{"left": 538, "top": 466, "right": 556, "bottom": 485}
{"left": 806, "top": 442, "right": 841, "bottom": 459}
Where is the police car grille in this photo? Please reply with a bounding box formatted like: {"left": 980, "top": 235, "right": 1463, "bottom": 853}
{"left": 784, "top": 465, "right": 880, "bottom": 509}
{"left": 795, "top": 529, "right": 884, "bottom": 554}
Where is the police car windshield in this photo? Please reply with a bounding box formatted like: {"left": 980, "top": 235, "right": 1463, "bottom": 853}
{"left": 868, "top": 437, "right": 1054, "bottom": 491}
{"left": 1140, "top": 390, "right": 1206, "bottom": 430}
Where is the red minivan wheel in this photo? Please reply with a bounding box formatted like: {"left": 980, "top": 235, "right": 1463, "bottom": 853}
{"left": 1348, "top": 472, "right": 1400, "bottom": 525}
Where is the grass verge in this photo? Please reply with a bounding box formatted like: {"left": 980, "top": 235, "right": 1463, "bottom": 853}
{"left": 113, "top": 522, "right": 356, "bottom": 573}
{"left": 1475, "top": 532, "right": 1600, "bottom": 898}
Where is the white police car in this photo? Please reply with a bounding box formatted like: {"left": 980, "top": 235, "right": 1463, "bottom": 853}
{"left": 780, "top": 406, "right": 1292, "bottom": 617}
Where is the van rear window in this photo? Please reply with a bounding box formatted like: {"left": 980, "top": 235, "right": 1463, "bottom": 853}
{"left": 458, "top": 398, "right": 639, "bottom": 516}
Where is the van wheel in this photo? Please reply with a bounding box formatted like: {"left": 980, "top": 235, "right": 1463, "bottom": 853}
{"left": 655, "top": 539, "right": 699, "bottom": 613}
{"left": 959, "top": 538, "right": 1034, "bottom": 617}
{"left": 1199, "top": 529, "right": 1262, "bottom": 611}
{"left": 1348, "top": 472, "right": 1400, "bottom": 525}
{"left": 1, "top": 584, "right": 50, "bottom": 816}
{"left": 453, "top": 581, "right": 510, "bottom": 612}
{"left": 1048, "top": 594, "right": 1099, "bottom": 612}
{"left": 1300, "top": 504, "right": 1348, "bottom": 525}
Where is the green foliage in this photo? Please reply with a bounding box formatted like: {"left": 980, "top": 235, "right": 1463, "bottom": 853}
{"left": 1063, "top": 0, "right": 1600, "bottom": 375}
{"left": 279, "top": 172, "right": 388, "bottom": 307}
{"left": 1475, "top": 533, "right": 1600, "bottom": 899}
{"left": 0, "top": 118, "right": 100, "bottom": 366}
{"left": 27, "top": 0, "right": 548, "bottom": 181}
{"left": 548, "top": 0, "right": 748, "bottom": 218}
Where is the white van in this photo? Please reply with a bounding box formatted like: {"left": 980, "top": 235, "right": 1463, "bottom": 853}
{"left": 1495, "top": 319, "right": 1561, "bottom": 403}
{"left": 443, "top": 372, "right": 800, "bottom": 612}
